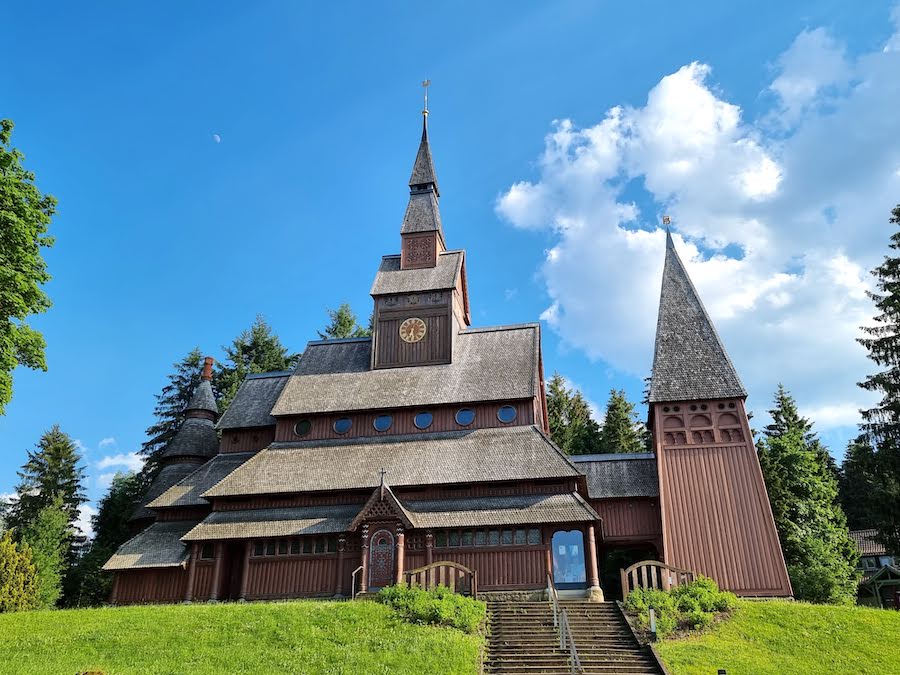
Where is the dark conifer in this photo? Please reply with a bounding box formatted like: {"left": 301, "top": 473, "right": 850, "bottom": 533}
{"left": 317, "top": 303, "right": 371, "bottom": 339}
{"left": 141, "top": 347, "right": 204, "bottom": 461}
{"left": 597, "top": 389, "right": 649, "bottom": 454}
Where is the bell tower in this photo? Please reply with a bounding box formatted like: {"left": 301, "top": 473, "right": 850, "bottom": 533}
{"left": 369, "top": 88, "right": 470, "bottom": 370}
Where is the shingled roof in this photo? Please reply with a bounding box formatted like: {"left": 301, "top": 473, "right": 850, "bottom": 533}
{"left": 183, "top": 505, "right": 360, "bottom": 541}
{"left": 851, "top": 529, "right": 889, "bottom": 556}
{"left": 130, "top": 461, "right": 205, "bottom": 522}
{"left": 159, "top": 417, "right": 219, "bottom": 462}
{"left": 370, "top": 250, "right": 463, "bottom": 296}
{"left": 649, "top": 232, "right": 746, "bottom": 403}
{"left": 272, "top": 324, "right": 539, "bottom": 416}
{"left": 217, "top": 372, "right": 291, "bottom": 430}
{"left": 408, "top": 116, "right": 439, "bottom": 195}
{"left": 185, "top": 379, "right": 218, "bottom": 416}
{"left": 147, "top": 452, "right": 255, "bottom": 510}
{"left": 404, "top": 493, "right": 598, "bottom": 528}
{"left": 570, "top": 453, "right": 659, "bottom": 499}
{"left": 203, "top": 425, "right": 581, "bottom": 498}
{"left": 103, "top": 521, "right": 194, "bottom": 571}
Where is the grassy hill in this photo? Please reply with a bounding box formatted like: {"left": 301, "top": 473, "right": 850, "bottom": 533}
{"left": 0, "top": 600, "right": 482, "bottom": 675}
{"left": 657, "top": 599, "right": 900, "bottom": 675}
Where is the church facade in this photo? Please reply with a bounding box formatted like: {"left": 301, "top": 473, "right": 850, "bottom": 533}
{"left": 104, "top": 109, "right": 792, "bottom": 603}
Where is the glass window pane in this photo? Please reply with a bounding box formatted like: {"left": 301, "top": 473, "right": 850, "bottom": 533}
{"left": 448, "top": 530, "right": 460, "bottom": 546}
{"left": 327, "top": 537, "right": 337, "bottom": 553}
{"left": 527, "top": 529, "right": 541, "bottom": 545}
{"left": 474, "top": 530, "right": 486, "bottom": 546}
{"left": 514, "top": 529, "right": 526, "bottom": 545}
{"left": 373, "top": 415, "right": 393, "bottom": 432}
{"left": 253, "top": 542, "right": 264, "bottom": 556}
{"left": 497, "top": 405, "right": 518, "bottom": 424}
{"left": 501, "top": 529, "right": 513, "bottom": 545}
{"left": 265, "top": 541, "right": 276, "bottom": 556}
{"left": 414, "top": 412, "right": 433, "bottom": 430}
{"left": 435, "top": 531, "right": 447, "bottom": 547}
{"left": 290, "top": 539, "right": 300, "bottom": 555}
{"left": 455, "top": 408, "right": 476, "bottom": 426}
{"left": 278, "top": 540, "right": 288, "bottom": 555}
{"left": 333, "top": 417, "right": 352, "bottom": 434}
{"left": 488, "top": 530, "right": 500, "bottom": 546}
{"left": 201, "top": 543, "right": 214, "bottom": 560}
{"left": 462, "top": 531, "right": 474, "bottom": 547}
{"left": 302, "top": 538, "right": 312, "bottom": 554}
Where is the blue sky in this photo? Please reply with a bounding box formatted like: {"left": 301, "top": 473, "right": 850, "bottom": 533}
{"left": 3, "top": 2, "right": 900, "bottom": 533}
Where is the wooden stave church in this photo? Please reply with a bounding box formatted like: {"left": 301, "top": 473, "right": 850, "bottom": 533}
{"left": 104, "top": 109, "right": 792, "bottom": 604}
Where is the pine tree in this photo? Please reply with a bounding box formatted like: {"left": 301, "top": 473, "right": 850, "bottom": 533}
{"left": 215, "top": 315, "right": 298, "bottom": 411}
{"left": 545, "top": 373, "right": 602, "bottom": 455}
{"left": 317, "top": 303, "right": 371, "bottom": 339}
{"left": 66, "top": 472, "right": 148, "bottom": 606}
{"left": 756, "top": 385, "right": 859, "bottom": 604}
{"left": 18, "top": 496, "right": 67, "bottom": 608}
{"left": 0, "top": 531, "right": 39, "bottom": 613}
{"left": 856, "top": 203, "right": 900, "bottom": 554}
{"left": 0, "top": 119, "right": 57, "bottom": 416}
{"left": 838, "top": 436, "right": 881, "bottom": 530}
{"left": 141, "top": 347, "right": 204, "bottom": 461}
{"left": 6, "top": 425, "right": 86, "bottom": 532}
{"left": 597, "top": 389, "right": 649, "bottom": 454}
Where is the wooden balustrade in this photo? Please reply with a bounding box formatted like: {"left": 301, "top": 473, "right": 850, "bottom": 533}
{"left": 404, "top": 560, "right": 477, "bottom": 598}
{"left": 620, "top": 559, "right": 695, "bottom": 598}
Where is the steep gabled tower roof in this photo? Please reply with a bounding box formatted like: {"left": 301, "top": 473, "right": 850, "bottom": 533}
{"left": 401, "top": 115, "right": 445, "bottom": 245}
{"left": 648, "top": 232, "right": 746, "bottom": 403}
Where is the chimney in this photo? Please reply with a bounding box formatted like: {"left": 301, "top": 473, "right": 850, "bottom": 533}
{"left": 201, "top": 356, "right": 214, "bottom": 381}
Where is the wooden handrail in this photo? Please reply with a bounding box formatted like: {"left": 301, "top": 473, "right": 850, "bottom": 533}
{"left": 404, "top": 560, "right": 477, "bottom": 598}
{"left": 350, "top": 565, "right": 363, "bottom": 598}
{"left": 620, "top": 560, "right": 695, "bottom": 599}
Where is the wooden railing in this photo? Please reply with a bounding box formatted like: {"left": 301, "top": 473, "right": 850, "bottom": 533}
{"left": 620, "top": 560, "right": 695, "bottom": 598}
{"left": 404, "top": 561, "right": 478, "bottom": 598}
{"left": 547, "top": 574, "right": 584, "bottom": 675}
{"left": 350, "top": 566, "right": 363, "bottom": 598}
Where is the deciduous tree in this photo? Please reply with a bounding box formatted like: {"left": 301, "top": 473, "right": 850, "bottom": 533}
{"left": 757, "top": 386, "right": 859, "bottom": 604}
{"left": 0, "top": 119, "right": 57, "bottom": 415}
{"left": 18, "top": 496, "right": 67, "bottom": 608}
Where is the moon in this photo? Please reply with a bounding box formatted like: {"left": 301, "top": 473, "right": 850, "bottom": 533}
{"left": 212, "top": 134, "right": 221, "bottom": 143}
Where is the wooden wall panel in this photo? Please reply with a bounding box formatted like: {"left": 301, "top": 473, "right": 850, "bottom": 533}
{"left": 593, "top": 498, "right": 661, "bottom": 542}
{"left": 246, "top": 556, "right": 340, "bottom": 599}
{"left": 274, "top": 400, "right": 534, "bottom": 443}
{"left": 432, "top": 548, "right": 545, "bottom": 590}
{"left": 376, "top": 310, "right": 451, "bottom": 368}
{"left": 192, "top": 561, "right": 215, "bottom": 601}
{"left": 221, "top": 427, "right": 276, "bottom": 454}
{"left": 654, "top": 398, "right": 792, "bottom": 597}
{"left": 114, "top": 568, "right": 187, "bottom": 605}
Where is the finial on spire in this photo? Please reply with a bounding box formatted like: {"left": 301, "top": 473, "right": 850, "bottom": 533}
{"left": 379, "top": 467, "right": 387, "bottom": 499}
{"left": 422, "top": 79, "right": 431, "bottom": 117}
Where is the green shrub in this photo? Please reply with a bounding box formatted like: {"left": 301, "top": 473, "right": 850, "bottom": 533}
{"left": 376, "top": 584, "right": 486, "bottom": 634}
{"left": 0, "top": 531, "right": 39, "bottom": 612}
{"left": 624, "top": 576, "right": 735, "bottom": 638}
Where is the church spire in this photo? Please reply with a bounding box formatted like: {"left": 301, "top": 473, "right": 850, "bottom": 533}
{"left": 648, "top": 231, "right": 746, "bottom": 403}
{"left": 409, "top": 80, "right": 439, "bottom": 196}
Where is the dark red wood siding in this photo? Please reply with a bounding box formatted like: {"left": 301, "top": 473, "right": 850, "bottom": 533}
{"left": 221, "top": 427, "right": 276, "bottom": 454}
{"left": 592, "top": 498, "right": 662, "bottom": 544}
{"left": 114, "top": 569, "right": 187, "bottom": 605}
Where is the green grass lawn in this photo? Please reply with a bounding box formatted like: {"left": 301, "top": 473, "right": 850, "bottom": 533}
{"left": 657, "top": 599, "right": 900, "bottom": 675}
{"left": 0, "top": 600, "right": 483, "bottom": 675}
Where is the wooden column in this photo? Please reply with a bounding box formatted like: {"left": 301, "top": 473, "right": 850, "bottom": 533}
{"left": 395, "top": 526, "right": 406, "bottom": 585}
{"left": 209, "top": 543, "right": 224, "bottom": 602}
{"left": 239, "top": 541, "right": 252, "bottom": 601}
{"left": 334, "top": 536, "right": 346, "bottom": 596}
{"left": 544, "top": 527, "right": 554, "bottom": 583}
{"left": 360, "top": 525, "right": 370, "bottom": 594}
{"left": 586, "top": 524, "right": 600, "bottom": 589}
{"left": 184, "top": 543, "right": 199, "bottom": 602}
{"left": 424, "top": 531, "right": 434, "bottom": 588}
{"left": 109, "top": 572, "right": 120, "bottom": 605}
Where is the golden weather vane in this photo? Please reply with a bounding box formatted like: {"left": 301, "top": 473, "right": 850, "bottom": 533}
{"left": 422, "top": 79, "right": 431, "bottom": 116}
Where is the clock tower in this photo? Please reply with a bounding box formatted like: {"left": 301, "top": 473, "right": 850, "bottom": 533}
{"left": 369, "top": 105, "right": 470, "bottom": 369}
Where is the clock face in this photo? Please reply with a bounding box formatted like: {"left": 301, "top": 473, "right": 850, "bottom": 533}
{"left": 399, "top": 317, "right": 427, "bottom": 343}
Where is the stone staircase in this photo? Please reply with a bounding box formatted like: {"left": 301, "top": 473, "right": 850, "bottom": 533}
{"left": 485, "top": 600, "right": 663, "bottom": 674}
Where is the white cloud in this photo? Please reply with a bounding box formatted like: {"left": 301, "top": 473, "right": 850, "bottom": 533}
{"left": 498, "top": 13, "right": 900, "bottom": 434}
{"left": 96, "top": 452, "right": 144, "bottom": 473}
{"left": 98, "top": 437, "right": 116, "bottom": 448}
{"left": 74, "top": 504, "right": 97, "bottom": 539}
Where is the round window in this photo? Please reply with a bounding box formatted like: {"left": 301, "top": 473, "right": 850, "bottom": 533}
{"left": 414, "top": 411, "right": 433, "bottom": 430}
{"left": 497, "top": 405, "right": 518, "bottom": 424}
{"left": 373, "top": 415, "right": 393, "bottom": 432}
{"left": 333, "top": 417, "right": 352, "bottom": 434}
{"left": 294, "top": 419, "right": 312, "bottom": 437}
{"left": 455, "top": 408, "right": 475, "bottom": 426}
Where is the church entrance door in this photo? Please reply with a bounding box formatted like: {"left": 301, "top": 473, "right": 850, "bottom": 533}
{"left": 552, "top": 530, "right": 587, "bottom": 590}
{"left": 368, "top": 529, "right": 395, "bottom": 590}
